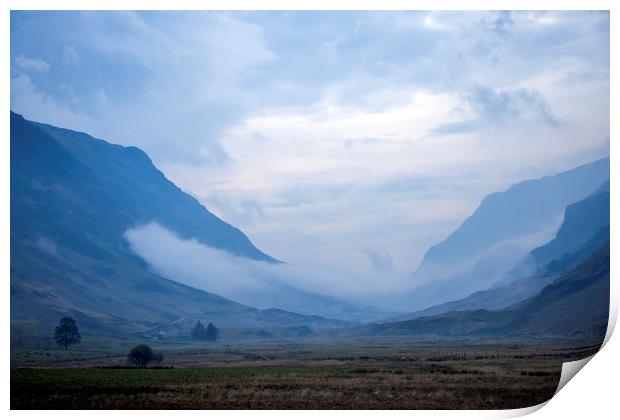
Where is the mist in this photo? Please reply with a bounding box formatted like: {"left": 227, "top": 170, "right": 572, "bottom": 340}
{"left": 124, "top": 222, "right": 412, "bottom": 311}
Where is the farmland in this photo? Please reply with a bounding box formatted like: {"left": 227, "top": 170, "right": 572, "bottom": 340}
{"left": 11, "top": 338, "right": 601, "bottom": 409}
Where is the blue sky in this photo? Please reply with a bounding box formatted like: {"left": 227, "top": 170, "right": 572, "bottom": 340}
{"left": 10, "top": 11, "right": 610, "bottom": 297}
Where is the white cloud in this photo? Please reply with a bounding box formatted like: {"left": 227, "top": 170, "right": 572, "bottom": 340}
{"left": 11, "top": 11, "right": 610, "bottom": 293}
{"left": 422, "top": 15, "right": 450, "bottom": 31}
{"left": 125, "top": 222, "right": 412, "bottom": 305}
{"left": 65, "top": 11, "right": 282, "bottom": 166}
{"left": 14, "top": 55, "right": 50, "bottom": 72}
{"left": 125, "top": 222, "right": 266, "bottom": 299}
{"left": 62, "top": 46, "right": 81, "bottom": 66}
{"left": 10, "top": 74, "right": 99, "bottom": 134}
{"left": 162, "top": 68, "right": 608, "bottom": 272}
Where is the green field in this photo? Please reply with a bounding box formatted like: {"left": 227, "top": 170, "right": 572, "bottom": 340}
{"left": 11, "top": 338, "right": 601, "bottom": 409}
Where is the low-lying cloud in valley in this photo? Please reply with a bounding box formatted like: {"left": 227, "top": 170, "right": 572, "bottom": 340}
{"left": 124, "top": 222, "right": 412, "bottom": 309}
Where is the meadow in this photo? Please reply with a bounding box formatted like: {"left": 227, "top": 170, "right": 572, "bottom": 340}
{"left": 11, "top": 338, "right": 602, "bottom": 409}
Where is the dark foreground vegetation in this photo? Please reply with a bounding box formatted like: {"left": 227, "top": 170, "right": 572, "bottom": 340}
{"left": 11, "top": 339, "right": 601, "bottom": 409}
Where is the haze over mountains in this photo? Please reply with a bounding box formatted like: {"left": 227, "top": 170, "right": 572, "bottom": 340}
{"left": 362, "top": 161, "right": 610, "bottom": 341}
{"left": 10, "top": 112, "right": 610, "bottom": 342}
{"left": 370, "top": 242, "right": 609, "bottom": 339}
{"left": 124, "top": 221, "right": 393, "bottom": 323}
{"left": 392, "top": 182, "right": 610, "bottom": 321}
{"left": 416, "top": 157, "right": 609, "bottom": 278}
{"left": 387, "top": 157, "right": 610, "bottom": 312}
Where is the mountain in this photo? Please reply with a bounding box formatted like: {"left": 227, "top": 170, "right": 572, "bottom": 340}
{"left": 394, "top": 183, "right": 610, "bottom": 320}
{"left": 529, "top": 180, "right": 609, "bottom": 268}
{"left": 27, "top": 114, "right": 392, "bottom": 324}
{"left": 368, "top": 242, "right": 609, "bottom": 340}
{"left": 32, "top": 117, "right": 277, "bottom": 263}
{"left": 10, "top": 112, "right": 350, "bottom": 335}
{"left": 495, "top": 180, "right": 610, "bottom": 287}
{"left": 506, "top": 243, "right": 609, "bottom": 338}
{"left": 416, "top": 157, "right": 609, "bottom": 278}
{"left": 395, "top": 158, "right": 609, "bottom": 311}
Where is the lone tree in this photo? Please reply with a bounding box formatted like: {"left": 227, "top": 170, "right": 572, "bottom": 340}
{"left": 205, "top": 323, "right": 219, "bottom": 342}
{"left": 191, "top": 320, "right": 206, "bottom": 340}
{"left": 53, "top": 317, "right": 81, "bottom": 350}
{"left": 127, "top": 344, "right": 163, "bottom": 368}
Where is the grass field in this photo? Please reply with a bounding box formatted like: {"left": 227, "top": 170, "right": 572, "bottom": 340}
{"left": 10, "top": 338, "right": 602, "bottom": 409}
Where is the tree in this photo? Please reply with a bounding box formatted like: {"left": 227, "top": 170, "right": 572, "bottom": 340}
{"left": 205, "top": 323, "right": 219, "bottom": 342}
{"left": 191, "top": 320, "right": 206, "bottom": 340}
{"left": 127, "top": 344, "right": 157, "bottom": 368}
{"left": 53, "top": 317, "right": 81, "bottom": 350}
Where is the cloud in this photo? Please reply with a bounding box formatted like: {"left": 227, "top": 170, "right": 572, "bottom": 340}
{"left": 14, "top": 55, "right": 50, "bottom": 72}
{"left": 63, "top": 46, "right": 80, "bottom": 66}
{"left": 431, "top": 85, "right": 560, "bottom": 135}
{"left": 430, "top": 120, "right": 482, "bottom": 136}
{"left": 11, "top": 11, "right": 285, "bottom": 167}
{"left": 125, "top": 222, "right": 266, "bottom": 300}
{"left": 203, "top": 192, "right": 266, "bottom": 227}
{"left": 35, "top": 237, "right": 59, "bottom": 257}
{"left": 10, "top": 74, "right": 99, "bottom": 134}
{"left": 11, "top": 11, "right": 610, "bottom": 282}
{"left": 364, "top": 249, "right": 395, "bottom": 273}
{"left": 467, "top": 85, "right": 560, "bottom": 127}
{"left": 422, "top": 15, "right": 450, "bottom": 31}
{"left": 124, "top": 222, "right": 412, "bottom": 305}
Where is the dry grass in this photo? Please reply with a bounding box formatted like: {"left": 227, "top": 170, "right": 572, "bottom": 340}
{"left": 11, "top": 339, "right": 601, "bottom": 409}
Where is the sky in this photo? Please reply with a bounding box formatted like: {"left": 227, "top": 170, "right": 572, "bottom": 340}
{"left": 10, "top": 11, "right": 610, "bottom": 298}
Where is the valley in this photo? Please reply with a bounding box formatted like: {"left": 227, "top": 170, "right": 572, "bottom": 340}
{"left": 11, "top": 337, "right": 602, "bottom": 409}
{"left": 9, "top": 112, "right": 611, "bottom": 410}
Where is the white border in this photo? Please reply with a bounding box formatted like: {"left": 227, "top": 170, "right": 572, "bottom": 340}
{"left": 2, "top": 1, "right": 617, "bottom": 419}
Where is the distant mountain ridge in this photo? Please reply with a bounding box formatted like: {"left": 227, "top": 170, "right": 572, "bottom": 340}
{"left": 530, "top": 180, "right": 609, "bottom": 268}
{"left": 415, "top": 157, "right": 609, "bottom": 280}
{"left": 495, "top": 180, "right": 610, "bottom": 287}
{"left": 392, "top": 158, "right": 610, "bottom": 312}
{"left": 394, "top": 181, "right": 610, "bottom": 320}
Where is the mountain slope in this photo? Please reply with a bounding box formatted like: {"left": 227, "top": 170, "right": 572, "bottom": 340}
{"left": 10, "top": 112, "right": 346, "bottom": 335}
{"left": 391, "top": 159, "right": 610, "bottom": 312}
{"left": 506, "top": 243, "right": 609, "bottom": 337}
{"left": 414, "top": 158, "right": 609, "bottom": 282}
{"left": 495, "top": 181, "right": 610, "bottom": 287}
{"left": 34, "top": 118, "right": 277, "bottom": 263}
{"left": 395, "top": 184, "right": 610, "bottom": 319}
{"left": 530, "top": 181, "right": 609, "bottom": 267}
{"left": 369, "top": 243, "right": 609, "bottom": 339}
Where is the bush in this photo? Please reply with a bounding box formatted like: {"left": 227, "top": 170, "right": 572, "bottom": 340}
{"left": 127, "top": 344, "right": 163, "bottom": 368}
